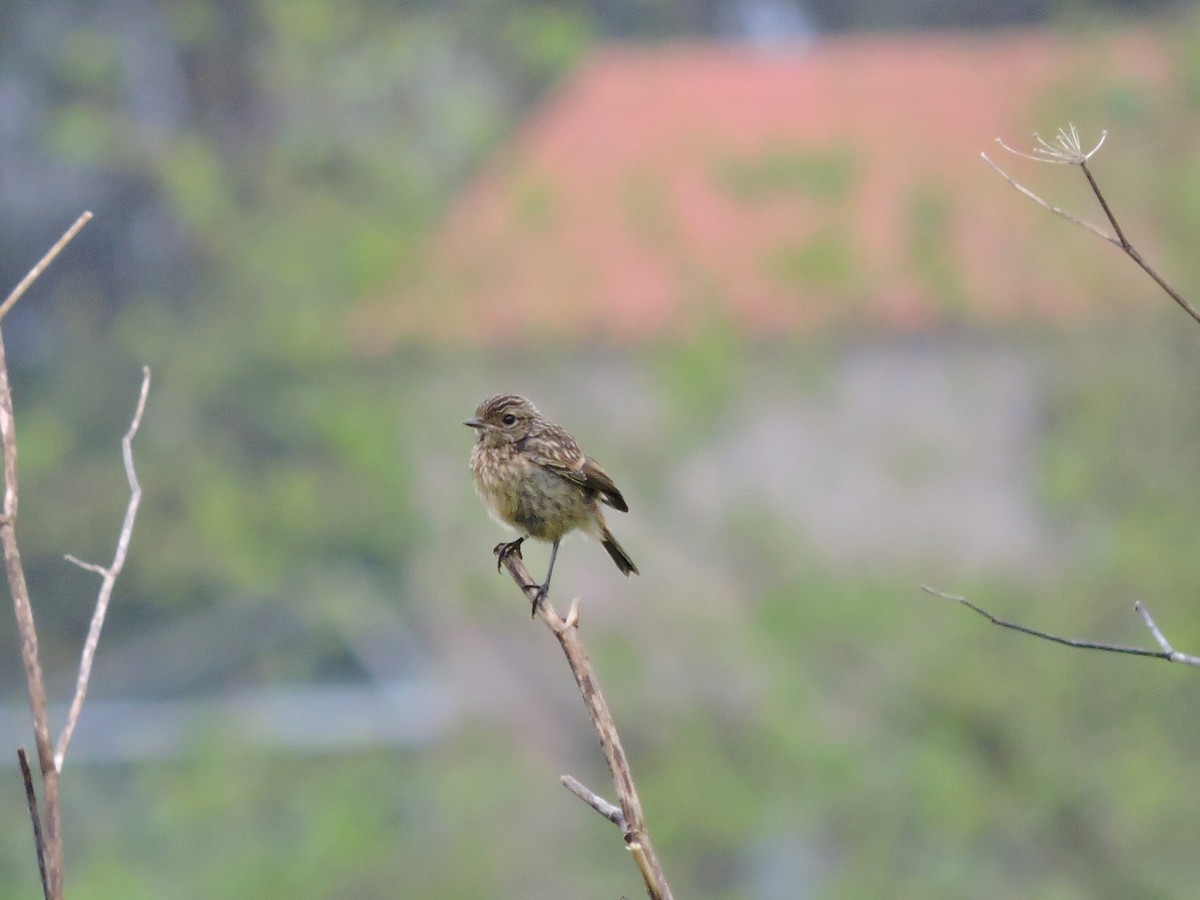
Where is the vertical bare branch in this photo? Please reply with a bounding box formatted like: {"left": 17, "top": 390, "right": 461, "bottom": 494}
{"left": 496, "top": 550, "right": 673, "bottom": 900}
{"left": 56, "top": 366, "right": 151, "bottom": 769}
{"left": 0, "top": 360, "right": 60, "bottom": 887}
{"left": 0, "top": 212, "right": 95, "bottom": 900}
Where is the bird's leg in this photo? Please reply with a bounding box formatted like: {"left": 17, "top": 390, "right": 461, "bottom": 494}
{"left": 530, "top": 539, "right": 561, "bottom": 617}
{"left": 494, "top": 535, "right": 545, "bottom": 596}
{"left": 493, "top": 536, "right": 525, "bottom": 573}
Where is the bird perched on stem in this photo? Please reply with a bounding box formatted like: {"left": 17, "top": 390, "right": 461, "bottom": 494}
{"left": 466, "top": 394, "right": 638, "bottom": 614}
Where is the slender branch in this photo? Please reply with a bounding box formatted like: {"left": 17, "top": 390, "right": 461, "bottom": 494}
{"left": 0, "top": 215, "right": 94, "bottom": 900}
{"left": 922, "top": 585, "right": 1200, "bottom": 666}
{"left": 981, "top": 154, "right": 1115, "bottom": 243}
{"left": 1077, "top": 160, "right": 1200, "bottom": 324}
{"left": 1079, "top": 160, "right": 1128, "bottom": 248}
{"left": 1133, "top": 601, "right": 1200, "bottom": 665}
{"left": 958, "top": 127, "right": 1200, "bottom": 670}
{"left": 0, "top": 345, "right": 62, "bottom": 894}
{"left": 0, "top": 212, "right": 92, "bottom": 321}
{"left": 986, "top": 128, "right": 1200, "bottom": 327}
{"left": 17, "top": 748, "right": 49, "bottom": 900}
{"left": 562, "top": 774, "right": 626, "bottom": 828}
{"left": 560, "top": 773, "right": 663, "bottom": 893}
{"left": 55, "top": 366, "right": 151, "bottom": 770}
{"left": 496, "top": 547, "right": 673, "bottom": 900}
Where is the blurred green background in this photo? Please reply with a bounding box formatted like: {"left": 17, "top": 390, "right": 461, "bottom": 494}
{"left": 4, "top": 1, "right": 1200, "bottom": 898}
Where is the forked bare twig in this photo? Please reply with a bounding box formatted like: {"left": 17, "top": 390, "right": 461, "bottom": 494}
{"left": 4, "top": 212, "right": 151, "bottom": 900}
{"left": 922, "top": 585, "right": 1200, "bottom": 666}
{"left": 56, "top": 366, "right": 151, "bottom": 769}
{"left": 496, "top": 548, "right": 673, "bottom": 900}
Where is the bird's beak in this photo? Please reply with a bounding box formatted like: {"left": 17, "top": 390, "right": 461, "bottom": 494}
{"left": 464, "top": 417, "right": 484, "bottom": 429}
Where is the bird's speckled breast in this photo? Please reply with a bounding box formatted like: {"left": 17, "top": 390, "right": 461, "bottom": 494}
{"left": 471, "top": 442, "right": 596, "bottom": 541}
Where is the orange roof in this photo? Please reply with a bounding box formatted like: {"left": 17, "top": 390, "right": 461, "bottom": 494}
{"left": 359, "top": 28, "right": 1173, "bottom": 347}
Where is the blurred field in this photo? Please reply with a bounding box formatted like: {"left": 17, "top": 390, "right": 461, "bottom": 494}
{"left": 4, "top": 2, "right": 1200, "bottom": 898}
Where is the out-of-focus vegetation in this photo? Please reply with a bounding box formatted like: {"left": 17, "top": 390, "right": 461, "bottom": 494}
{"left": 7, "top": 327, "right": 1200, "bottom": 899}
{"left": 2, "top": 0, "right": 599, "bottom": 658}
{"left": 4, "top": 1, "right": 1200, "bottom": 898}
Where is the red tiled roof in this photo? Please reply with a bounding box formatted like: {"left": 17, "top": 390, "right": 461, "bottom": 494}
{"left": 360, "top": 28, "right": 1173, "bottom": 347}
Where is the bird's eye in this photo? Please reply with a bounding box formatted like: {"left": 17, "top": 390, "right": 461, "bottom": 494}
{"left": 502, "top": 414, "right": 517, "bottom": 425}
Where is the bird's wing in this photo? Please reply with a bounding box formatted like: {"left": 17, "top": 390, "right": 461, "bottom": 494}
{"left": 526, "top": 425, "right": 630, "bottom": 512}
{"left": 577, "top": 457, "right": 629, "bottom": 512}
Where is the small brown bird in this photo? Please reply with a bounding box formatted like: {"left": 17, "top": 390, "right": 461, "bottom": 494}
{"left": 466, "top": 394, "right": 638, "bottom": 613}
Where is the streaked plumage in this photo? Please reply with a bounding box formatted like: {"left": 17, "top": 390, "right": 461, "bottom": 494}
{"left": 466, "top": 394, "right": 637, "bottom": 610}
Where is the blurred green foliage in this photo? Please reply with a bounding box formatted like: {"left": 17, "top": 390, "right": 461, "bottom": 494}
{"left": 906, "top": 180, "right": 966, "bottom": 316}
{"left": 715, "top": 145, "right": 856, "bottom": 204}
{"left": 7, "top": 321, "right": 1200, "bottom": 898}
{"left": 4, "top": 4, "right": 1200, "bottom": 899}
{"left": 763, "top": 227, "right": 856, "bottom": 288}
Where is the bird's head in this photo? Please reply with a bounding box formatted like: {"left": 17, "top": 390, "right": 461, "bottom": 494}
{"left": 465, "top": 394, "right": 540, "bottom": 446}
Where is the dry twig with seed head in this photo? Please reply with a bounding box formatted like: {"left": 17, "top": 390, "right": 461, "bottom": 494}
{"left": 982, "top": 123, "right": 1200, "bottom": 325}
{"left": 929, "top": 125, "right": 1200, "bottom": 662}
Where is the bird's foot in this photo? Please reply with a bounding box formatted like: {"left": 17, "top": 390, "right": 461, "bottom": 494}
{"left": 493, "top": 537, "right": 525, "bottom": 572}
{"left": 528, "top": 583, "right": 549, "bottom": 618}
{"left": 491, "top": 536, "right": 549, "bottom": 616}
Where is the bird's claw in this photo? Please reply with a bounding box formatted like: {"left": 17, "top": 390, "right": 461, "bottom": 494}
{"left": 493, "top": 537, "right": 525, "bottom": 572}
{"left": 488, "top": 536, "right": 550, "bottom": 617}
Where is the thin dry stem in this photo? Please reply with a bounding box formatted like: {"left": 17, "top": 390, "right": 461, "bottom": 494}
{"left": 922, "top": 585, "right": 1200, "bottom": 666}
{"left": 981, "top": 153, "right": 1114, "bottom": 242}
{"left": 988, "top": 128, "right": 1200, "bottom": 327}
{"left": 1134, "top": 601, "right": 1200, "bottom": 665}
{"left": 961, "top": 128, "right": 1200, "bottom": 666}
{"left": 0, "top": 214, "right": 94, "bottom": 899}
{"left": 5, "top": 212, "right": 150, "bottom": 899}
{"left": 0, "top": 212, "right": 92, "bottom": 321}
{"left": 55, "top": 366, "right": 151, "bottom": 770}
{"left": 496, "top": 547, "right": 673, "bottom": 900}
{"left": 17, "top": 748, "right": 49, "bottom": 900}
{"left": 627, "top": 840, "right": 662, "bottom": 899}
{"left": 561, "top": 774, "right": 626, "bottom": 828}
{"left": 0, "top": 382, "right": 61, "bottom": 891}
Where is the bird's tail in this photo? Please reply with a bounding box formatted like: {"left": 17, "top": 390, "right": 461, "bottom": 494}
{"left": 600, "top": 526, "right": 638, "bottom": 577}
